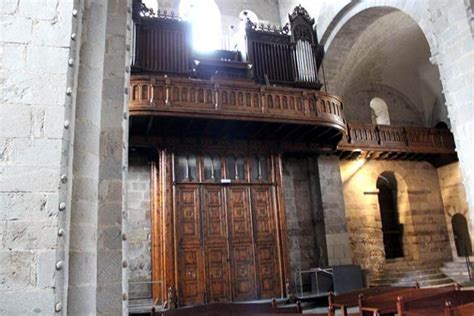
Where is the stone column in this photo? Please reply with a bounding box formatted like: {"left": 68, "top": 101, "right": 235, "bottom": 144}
{"left": 97, "top": 0, "right": 130, "bottom": 314}
{"left": 429, "top": 0, "right": 474, "bottom": 228}
{"left": 67, "top": 0, "right": 108, "bottom": 314}
{"left": 317, "top": 155, "right": 352, "bottom": 266}
{"left": 67, "top": 0, "right": 131, "bottom": 314}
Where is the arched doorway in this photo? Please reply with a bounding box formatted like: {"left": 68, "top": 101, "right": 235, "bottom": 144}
{"left": 452, "top": 214, "right": 473, "bottom": 257}
{"left": 377, "top": 172, "right": 404, "bottom": 259}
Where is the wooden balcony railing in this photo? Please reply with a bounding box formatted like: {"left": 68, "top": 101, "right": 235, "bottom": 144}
{"left": 129, "top": 75, "right": 346, "bottom": 130}
{"left": 338, "top": 123, "right": 456, "bottom": 163}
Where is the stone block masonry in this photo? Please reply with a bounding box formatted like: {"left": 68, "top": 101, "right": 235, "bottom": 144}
{"left": 127, "top": 154, "right": 152, "bottom": 302}
{"left": 340, "top": 159, "right": 452, "bottom": 278}
{"left": 437, "top": 162, "right": 471, "bottom": 260}
{"left": 0, "top": 0, "right": 75, "bottom": 314}
{"left": 282, "top": 156, "right": 328, "bottom": 289}
{"left": 317, "top": 155, "right": 352, "bottom": 266}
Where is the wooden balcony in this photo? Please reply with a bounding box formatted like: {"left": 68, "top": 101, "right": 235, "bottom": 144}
{"left": 129, "top": 75, "right": 346, "bottom": 149}
{"left": 338, "top": 123, "right": 457, "bottom": 166}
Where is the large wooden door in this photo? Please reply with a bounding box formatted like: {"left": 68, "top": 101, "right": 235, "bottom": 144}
{"left": 202, "top": 186, "right": 231, "bottom": 302}
{"left": 252, "top": 186, "right": 280, "bottom": 298}
{"left": 174, "top": 154, "right": 284, "bottom": 306}
{"left": 227, "top": 186, "right": 257, "bottom": 301}
{"left": 176, "top": 185, "right": 205, "bottom": 306}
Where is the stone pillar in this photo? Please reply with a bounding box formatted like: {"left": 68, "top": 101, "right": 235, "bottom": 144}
{"left": 67, "top": 0, "right": 131, "bottom": 314}
{"left": 97, "top": 0, "right": 130, "bottom": 314}
{"left": 429, "top": 0, "right": 474, "bottom": 229}
{"left": 67, "top": 0, "right": 107, "bottom": 314}
{"left": 317, "top": 155, "right": 352, "bottom": 266}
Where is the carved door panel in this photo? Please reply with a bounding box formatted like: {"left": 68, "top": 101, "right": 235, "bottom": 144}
{"left": 226, "top": 186, "right": 257, "bottom": 301}
{"left": 201, "top": 186, "right": 231, "bottom": 302}
{"left": 176, "top": 185, "right": 205, "bottom": 306}
{"left": 251, "top": 186, "right": 280, "bottom": 299}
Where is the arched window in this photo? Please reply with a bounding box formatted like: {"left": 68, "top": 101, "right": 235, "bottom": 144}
{"left": 179, "top": 0, "right": 221, "bottom": 52}
{"left": 370, "top": 97, "right": 390, "bottom": 125}
{"left": 377, "top": 171, "right": 403, "bottom": 259}
{"left": 239, "top": 10, "right": 259, "bottom": 25}
{"left": 141, "top": 0, "right": 158, "bottom": 14}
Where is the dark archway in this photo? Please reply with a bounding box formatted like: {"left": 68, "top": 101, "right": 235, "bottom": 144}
{"left": 377, "top": 172, "right": 404, "bottom": 259}
{"left": 452, "top": 214, "right": 473, "bottom": 257}
{"left": 434, "top": 121, "right": 449, "bottom": 129}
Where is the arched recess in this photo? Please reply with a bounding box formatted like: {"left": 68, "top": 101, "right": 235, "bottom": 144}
{"left": 377, "top": 172, "right": 403, "bottom": 258}
{"left": 452, "top": 214, "right": 473, "bottom": 257}
{"left": 320, "top": 6, "right": 444, "bottom": 127}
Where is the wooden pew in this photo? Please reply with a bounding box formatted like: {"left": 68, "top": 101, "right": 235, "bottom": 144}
{"left": 156, "top": 299, "right": 302, "bottom": 315}
{"left": 328, "top": 286, "right": 413, "bottom": 316}
{"left": 396, "top": 289, "right": 474, "bottom": 316}
{"left": 445, "top": 301, "right": 474, "bottom": 316}
{"left": 358, "top": 285, "right": 457, "bottom": 315}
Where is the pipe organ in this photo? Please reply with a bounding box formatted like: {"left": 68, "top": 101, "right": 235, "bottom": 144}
{"left": 131, "top": 2, "right": 324, "bottom": 90}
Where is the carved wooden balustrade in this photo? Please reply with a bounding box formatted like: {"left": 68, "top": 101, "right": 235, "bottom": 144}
{"left": 130, "top": 76, "right": 345, "bottom": 129}
{"left": 338, "top": 123, "right": 457, "bottom": 165}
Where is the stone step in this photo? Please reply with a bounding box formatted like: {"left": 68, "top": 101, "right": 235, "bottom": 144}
{"left": 370, "top": 263, "right": 454, "bottom": 289}
{"left": 440, "top": 263, "right": 473, "bottom": 285}
{"left": 381, "top": 264, "right": 441, "bottom": 273}
{"left": 372, "top": 277, "right": 454, "bottom": 288}
{"left": 375, "top": 269, "right": 441, "bottom": 277}
{"left": 371, "top": 273, "right": 448, "bottom": 284}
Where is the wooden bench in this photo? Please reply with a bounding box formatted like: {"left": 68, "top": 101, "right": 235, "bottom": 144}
{"left": 397, "top": 290, "right": 474, "bottom": 316}
{"left": 156, "top": 299, "right": 302, "bottom": 315}
{"left": 358, "top": 285, "right": 458, "bottom": 316}
{"left": 445, "top": 301, "right": 474, "bottom": 316}
{"left": 328, "top": 286, "right": 413, "bottom": 316}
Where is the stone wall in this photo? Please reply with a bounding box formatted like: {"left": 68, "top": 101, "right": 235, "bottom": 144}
{"left": 0, "top": 0, "right": 74, "bottom": 314}
{"left": 128, "top": 154, "right": 152, "bottom": 301}
{"left": 340, "top": 159, "right": 452, "bottom": 277}
{"left": 317, "top": 155, "right": 352, "bottom": 266}
{"left": 282, "top": 156, "right": 327, "bottom": 286}
{"left": 281, "top": 155, "right": 353, "bottom": 292}
{"left": 342, "top": 83, "right": 424, "bottom": 126}
{"left": 437, "top": 162, "right": 471, "bottom": 260}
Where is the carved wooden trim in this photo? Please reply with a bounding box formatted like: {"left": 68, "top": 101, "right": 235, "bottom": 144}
{"left": 130, "top": 76, "right": 346, "bottom": 131}
{"left": 339, "top": 123, "right": 456, "bottom": 154}
{"left": 150, "top": 158, "right": 163, "bottom": 304}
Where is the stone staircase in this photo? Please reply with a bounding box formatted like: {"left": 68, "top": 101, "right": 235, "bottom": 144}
{"left": 441, "top": 260, "right": 473, "bottom": 285}
{"left": 370, "top": 260, "right": 455, "bottom": 288}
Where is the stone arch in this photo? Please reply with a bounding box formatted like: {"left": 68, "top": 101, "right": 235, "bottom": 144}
{"left": 319, "top": 5, "right": 442, "bottom": 126}
{"left": 318, "top": 1, "right": 474, "bottom": 223}
{"left": 320, "top": 3, "right": 436, "bottom": 56}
